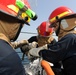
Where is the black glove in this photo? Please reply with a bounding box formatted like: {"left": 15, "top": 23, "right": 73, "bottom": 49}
{"left": 20, "top": 42, "right": 38, "bottom": 60}
{"left": 20, "top": 44, "right": 31, "bottom": 55}
{"left": 20, "top": 42, "right": 38, "bottom": 55}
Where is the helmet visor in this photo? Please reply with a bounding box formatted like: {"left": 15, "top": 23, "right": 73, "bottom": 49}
{"left": 50, "top": 14, "right": 76, "bottom": 31}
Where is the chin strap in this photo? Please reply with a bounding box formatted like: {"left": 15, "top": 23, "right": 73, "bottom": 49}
{"left": 13, "top": 23, "right": 23, "bottom": 41}
{"left": 55, "top": 22, "right": 60, "bottom": 36}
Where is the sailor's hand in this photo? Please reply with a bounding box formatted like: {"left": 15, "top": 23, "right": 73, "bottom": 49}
{"left": 20, "top": 44, "right": 30, "bottom": 55}
{"left": 29, "top": 41, "right": 38, "bottom": 48}
{"left": 20, "top": 41, "right": 38, "bottom": 55}
{"left": 11, "top": 40, "right": 28, "bottom": 49}
{"left": 18, "top": 40, "right": 28, "bottom": 45}
{"left": 28, "top": 44, "right": 48, "bottom": 58}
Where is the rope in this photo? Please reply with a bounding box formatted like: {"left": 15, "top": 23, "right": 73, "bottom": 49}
{"left": 21, "top": 32, "right": 37, "bottom": 34}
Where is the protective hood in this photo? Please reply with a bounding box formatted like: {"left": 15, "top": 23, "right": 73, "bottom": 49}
{"left": 54, "top": 15, "right": 76, "bottom": 40}
{"left": 58, "top": 18, "right": 76, "bottom": 40}
{"left": 37, "top": 35, "right": 54, "bottom": 47}
{"left": 58, "top": 28, "right": 76, "bottom": 40}
{"left": 0, "top": 16, "right": 22, "bottom": 45}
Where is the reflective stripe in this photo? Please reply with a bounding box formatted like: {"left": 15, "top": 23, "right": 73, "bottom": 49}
{"left": 7, "top": 4, "right": 31, "bottom": 22}
{"left": 7, "top": 5, "right": 19, "bottom": 13}
{"left": 50, "top": 11, "right": 70, "bottom": 23}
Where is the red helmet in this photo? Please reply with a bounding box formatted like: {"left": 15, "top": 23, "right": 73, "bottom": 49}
{"left": 0, "top": 0, "right": 37, "bottom": 24}
{"left": 37, "top": 21, "right": 54, "bottom": 37}
{"left": 48, "top": 6, "right": 75, "bottom": 24}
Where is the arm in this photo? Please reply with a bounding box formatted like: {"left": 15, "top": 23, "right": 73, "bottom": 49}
{"left": 11, "top": 40, "right": 28, "bottom": 49}
{"left": 29, "top": 34, "right": 75, "bottom": 63}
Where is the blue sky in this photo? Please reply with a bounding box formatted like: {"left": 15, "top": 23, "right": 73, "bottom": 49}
{"left": 17, "top": 0, "right": 76, "bottom": 40}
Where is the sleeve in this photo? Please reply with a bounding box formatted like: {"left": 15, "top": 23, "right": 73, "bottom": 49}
{"left": 0, "top": 40, "right": 25, "bottom": 75}
{"left": 28, "top": 36, "right": 38, "bottom": 43}
{"left": 39, "top": 34, "right": 75, "bottom": 63}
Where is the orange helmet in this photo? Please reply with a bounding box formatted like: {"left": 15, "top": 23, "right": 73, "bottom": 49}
{"left": 0, "top": 0, "right": 37, "bottom": 24}
{"left": 37, "top": 21, "right": 54, "bottom": 37}
{"left": 48, "top": 6, "right": 75, "bottom": 24}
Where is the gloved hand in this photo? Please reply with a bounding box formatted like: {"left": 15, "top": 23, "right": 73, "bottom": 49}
{"left": 11, "top": 40, "right": 28, "bottom": 49}
{"left": 28, "top": 44, "right": 48, "bottom": 59}
{"left": 20, "top": 41, "right": 38, "bottom": 55}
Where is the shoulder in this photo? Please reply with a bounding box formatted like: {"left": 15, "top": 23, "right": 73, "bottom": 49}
{"left": 63, "top": 33, "right": 76, "bottom": 39}
{"left": 28, "top": 36, "right": 38, "bottom": 43}
{"left": 59, "top": 33, "right": 76, "bottom": 42}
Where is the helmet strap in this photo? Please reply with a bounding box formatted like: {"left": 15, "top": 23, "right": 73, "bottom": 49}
{"left": 13, "top": 23, "right": 23, "bottom": 41}
{"left": 55, "top": 22, "right": 60, "bottom": 36}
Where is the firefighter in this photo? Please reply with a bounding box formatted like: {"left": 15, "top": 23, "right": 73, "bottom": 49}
{"left": 28, "top": 21, "right": 56, "bottom": 46}
{"left": 28, "top": 6, "right": 76, "bottom": 75}
{"left": 0, "top": 0, "right": 37, "bottom": 75}
{"left": 17, "top": 21, "right": 55, "bottom": 60}
{"left": 20, "top": 21, "right": 56, "bottom": 55}
{"left": 19, "top": 21, "right": 57, "bottom": 75}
